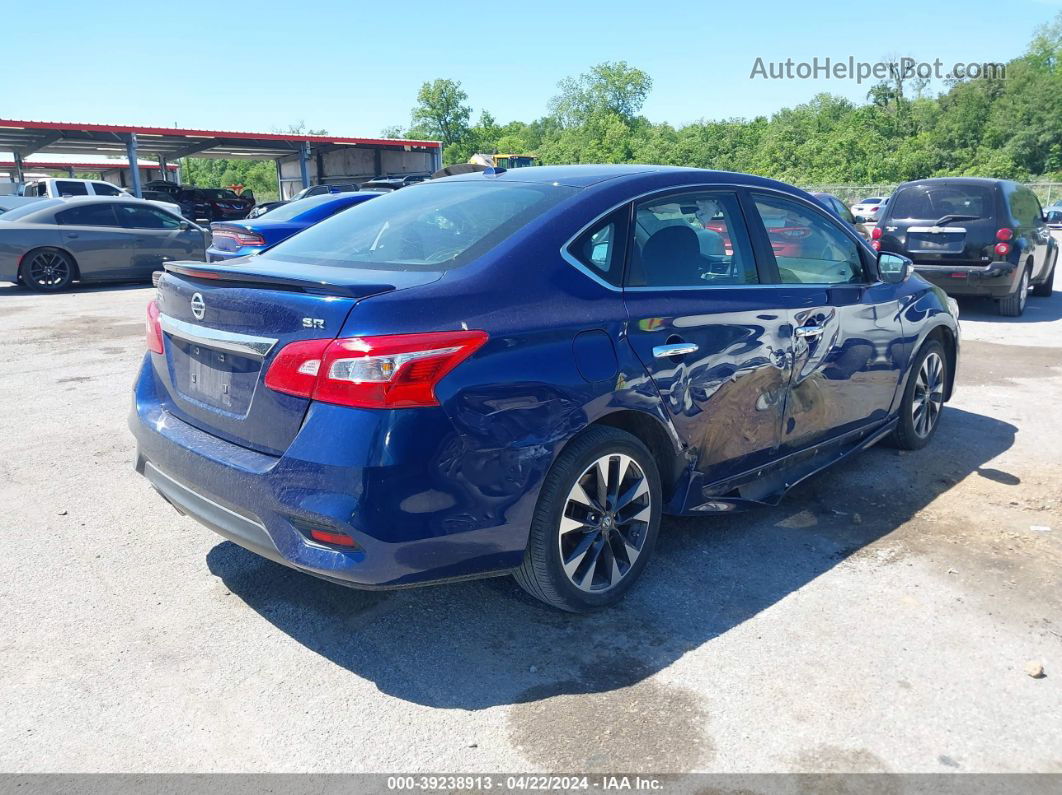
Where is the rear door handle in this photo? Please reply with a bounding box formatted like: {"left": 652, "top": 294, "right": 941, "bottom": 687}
{"left": 795, "top": 325, "right": 824, "bottom": 339}
{"left": 653, "top": 342, "right": 699, "bottom": 358}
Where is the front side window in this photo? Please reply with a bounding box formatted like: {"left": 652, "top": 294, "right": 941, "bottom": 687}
{"left": 55, "top": 181, "right": 89, "bottom": 197}
{"left": 752, "top": 194, "right": 865, "bottom": 285}
{"left": 116, "top": 204, "right": 182, "bottom": 229}
{"left": 261, "top": 181, "right": 578, "bottom": 272}
{"left": 56, "top": 203, "right": 120, "bottom": 227}
{"left": 629, "top": 191, "right": 756, "bottom": 287}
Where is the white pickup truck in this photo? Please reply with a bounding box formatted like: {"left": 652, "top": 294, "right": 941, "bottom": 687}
{"left": 0, "top": 178, "right": 183, "bottom": 218}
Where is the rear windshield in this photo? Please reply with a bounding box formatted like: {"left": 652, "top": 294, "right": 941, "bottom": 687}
{"left": 200, "top": 189, "right": 238, "bottom": 200}
{"left": 888, "top": 184, "right": 995, "bottom": 220}
{"left": 259, "top": 180, "right": 579, "bottom": 271}
{"left": 860, "top": 197, "right": 882, "bottom": 204}
{"left": 0, "top": 200, "right": 63, "bottom": 222}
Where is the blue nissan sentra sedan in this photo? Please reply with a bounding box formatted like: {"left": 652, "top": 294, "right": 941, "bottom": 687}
{"left": 206, "top": 191, "right": 382, "bottom": 261}
{"left": 130, "top": 165, "right": 959, "bottom": 612}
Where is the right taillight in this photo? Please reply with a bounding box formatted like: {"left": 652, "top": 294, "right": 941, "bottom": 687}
{"left": 995, "top": 242, "right": 1011, "bottom": 257}
{"left": 871, "top": 226, "right": 882, "bottom": 240}
{"left": 145, "top": 299, "right": 163, "bottom": 354}
{"left": 996, "top": 228, "right": 1013, "bottom": 241}
{"left": 264, "top": 330, "right": 489, "bottom": 409}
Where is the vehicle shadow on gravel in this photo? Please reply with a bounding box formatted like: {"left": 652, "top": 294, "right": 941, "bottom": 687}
{"left": 207, "top": 406, "right": 1016, "bottom": 709}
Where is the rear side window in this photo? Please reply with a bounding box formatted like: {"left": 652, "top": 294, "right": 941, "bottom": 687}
{"left": 116, "top": 204, "right": 182, "bottom": 229}
{"left": 23, "top": 183, "right": 41, "bottom": 197}
{"left": 751, "top": 193, "right": 865, "bottom": 285}
{"left": 261, "top": 181, "right": 579, "bottom": 272}
{"left": 55, "top": 181, "right": 89, "bottom": 197}
{"left": 56, "top": 203, "right": 120, "bottom": 227}
{"left": 630, "top": 191, "right": 756, "bottom": 287}
{"left": 888, "top": 184, "right": 994, "bottom": 220}
{"left": 91, "top": 182, "right": 122, "bottom": 196}
{"left": 568, "top": 211, "right": 626, "bottom": 286}
{"left": 1009, "top": 188, "right": 1043, "bottom": 227}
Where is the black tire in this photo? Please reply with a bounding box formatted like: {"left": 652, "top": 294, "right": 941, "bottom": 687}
{"left": 20, "top": 247, "right": 76, "bottom": 292}
{"left": 998, "top": 265, "right": 1031, "bottom": 316}
{"left": 1032, "top": 252, "right": 1056, "bottom": 298}
{"left": 514, "top": 426, "right": 662, "bottom": 612}
{"left": 889, "top": 339, "right": 948, "bottom": 451}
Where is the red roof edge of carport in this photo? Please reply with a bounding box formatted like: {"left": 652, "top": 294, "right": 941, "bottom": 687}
{"left": 0, "top": 161, "right": 179, "bottom": 171}
{"left": 0, "top": 119, "right": 443, "bottom": 149}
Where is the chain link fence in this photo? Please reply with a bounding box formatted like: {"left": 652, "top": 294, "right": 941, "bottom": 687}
{"left": 804, "top": 183, "right": 1062, "bottom": 208}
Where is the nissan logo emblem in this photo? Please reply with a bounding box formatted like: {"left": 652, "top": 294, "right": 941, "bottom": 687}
{"left": 190, "top": 292, "right": 205, "bottom": 320}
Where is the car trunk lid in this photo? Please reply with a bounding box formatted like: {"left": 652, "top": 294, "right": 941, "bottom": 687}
{"left": 152, "top": 259, "right": 444, "bottom": 454}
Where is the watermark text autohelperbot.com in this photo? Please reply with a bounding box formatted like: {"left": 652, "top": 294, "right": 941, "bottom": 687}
{"left": 750, "top": 56, "right": 1006, "bottom": 83}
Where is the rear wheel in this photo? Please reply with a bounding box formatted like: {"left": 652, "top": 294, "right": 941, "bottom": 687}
{"left": 998, "top": 266, "right": 1030, "bottom": 317}
{"left": 21, "top": 248, "right": 75, "bottom": 292}
{"left": 514, "top": 426, "right": 661, "bottom": 612}
{"left": 890, "top": 340, "right": 947, "bottom": 451}
{"left": 1032, "top": 252, "right": 1056, "bottom": 298}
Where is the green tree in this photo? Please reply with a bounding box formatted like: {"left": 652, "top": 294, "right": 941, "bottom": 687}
{"left": 411, "top": 79, "right": 473, "bottom": 148}
{"left": 548, "top": 61, "right": 652, "bottom": 127}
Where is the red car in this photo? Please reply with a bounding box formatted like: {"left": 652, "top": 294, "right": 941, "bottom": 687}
{"left": 194, "top": 188, "right": 254, "bottom": 221}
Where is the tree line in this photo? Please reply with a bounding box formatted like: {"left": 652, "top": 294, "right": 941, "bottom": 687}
{"left": 390, "top": 12, "right": 1062, "bottom": 185}
{"left": 184, "top": 12, "right": 1060, "bottom": 200}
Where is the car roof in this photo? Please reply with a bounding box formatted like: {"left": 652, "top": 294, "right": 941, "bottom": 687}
{"left": 434, "top": 164, "right": 809, "bottom": 194}
{"left": 895, "top": 177, "right": 1010, "bottom": 189}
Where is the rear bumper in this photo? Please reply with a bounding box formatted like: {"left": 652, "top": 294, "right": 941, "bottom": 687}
{"left": 129, "top": 355, "right": 532, "bottom": 588}
{"left": 912, "top": 261, "right": 1019, "bottom": 298}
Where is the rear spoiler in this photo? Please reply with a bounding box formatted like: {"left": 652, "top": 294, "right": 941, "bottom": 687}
{"left": 162, "top": 260, "right": 402, "bottom": 299}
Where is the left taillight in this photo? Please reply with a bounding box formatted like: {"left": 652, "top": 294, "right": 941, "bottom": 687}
{"left": 212, "top": 228, "right": 266, "bottom": 246}
{"left": 145, "top": 299, "right": 164, "bottom": 354}
{"left": 264, "top": 330, "right": 489, "bottom": 409}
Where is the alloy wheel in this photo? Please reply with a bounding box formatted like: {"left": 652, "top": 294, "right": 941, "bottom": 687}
{"left": 27, "top": 251, "right": 70, "bottom": 288}
{"left": 558, "top": 453, "right": 652, "bottom": 592}
{"left": 912, "top": 351, "right": 945, "bottom": 438}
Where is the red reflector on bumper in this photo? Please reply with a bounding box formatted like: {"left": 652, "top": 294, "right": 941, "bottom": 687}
{"left": 309, "top": 529, "right": 357, "bottom": 547}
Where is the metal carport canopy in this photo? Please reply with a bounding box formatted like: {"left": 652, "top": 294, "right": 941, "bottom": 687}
{"left": 0, "top": 119, "right": 442, "bottom": 196}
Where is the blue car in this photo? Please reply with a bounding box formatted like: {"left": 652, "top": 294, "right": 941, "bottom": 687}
{"left": 206, "top": 191, "right": 381, "bottom": 261}
{"left": 131, "top": 165, "right": 959, "bottom": 612}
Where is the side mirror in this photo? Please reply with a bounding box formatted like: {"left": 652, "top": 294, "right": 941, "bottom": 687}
{"left": 854, "top": 215, "right": 867, "bottom": 224}
{"left": 179, "top": 220, "right": 193, "bottom": 231}
{"left": 878, "top": 252, "right": 912, "bottom": 284}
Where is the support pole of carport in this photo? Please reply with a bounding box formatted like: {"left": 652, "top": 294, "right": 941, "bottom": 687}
{"left": 432, "top": 143, "right": 442, "bottom": 173}
{"left": 13, "top": 151, "right": 24, "bottom": 185}
{"left": 299, "top": 141, "right": 311, "bottom": 189}
{"left": 66, "top": 167, "right": 75, "bottom": 177}
{"left": 125, "top": 134, "right": 142, "bottom": 197}
{"left": 275, "top": 158, "right": 284, "bottom": 199}
{"left": 157, "top": 154, "right": 168, "bottom": 182}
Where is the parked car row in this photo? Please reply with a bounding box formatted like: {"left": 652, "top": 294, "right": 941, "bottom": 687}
{"left": 14, "top": 164, "right": 1057, "bottom": 609}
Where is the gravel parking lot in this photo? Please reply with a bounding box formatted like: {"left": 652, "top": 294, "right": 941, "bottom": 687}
{"left": 1, "top": 275, "right": 1060, "bottom": 774}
